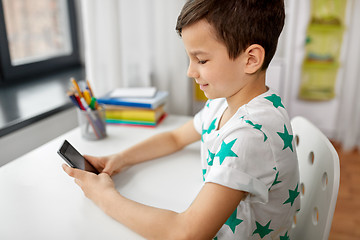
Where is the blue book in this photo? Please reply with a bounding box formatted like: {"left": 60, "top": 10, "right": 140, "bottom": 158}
{"left": 98, "top": 91, "right": 168, "bottom": 109}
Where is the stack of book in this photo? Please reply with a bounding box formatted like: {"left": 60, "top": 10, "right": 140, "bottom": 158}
{"left": 97, "top": 88, "right": 168, "bottom": 127}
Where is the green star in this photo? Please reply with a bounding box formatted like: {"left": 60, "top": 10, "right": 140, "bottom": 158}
{"left": 215, "top": 139, "right": 238, "bottom": 165}
{"left": 277, "top": 124, "right": 293, "bottom": 152}
{"left": 245, "top": 120, "right": 261, "bottom": 130}
{"left": 206, "top": 99, "right": 212, "bottom": 108}
{"left": 225, "top": 209, "right": 243, "bottom": 233}
{"left": 202, "top": 169, "right": 207, "bottom": 181}
{"left": 283, "top": 184, "right": 300, "bottom": 206}
{"left": 201, "top": 128, "right": 207, "bottom": 142}
{"left": 201, "top": 118, "right": 217, "bottom": 142}
{"left": 206, "top": 118, "right": 217, "bottom": 134}
{"left": 252, "top": 220, "right": 274, "bottom": 238}
{"left": 245, "top": 120, "right": 268, "bottom": 142}
{"left": 207, "top": 149, "right": 215, "bottom": 166}
{"left": 269, "top": 171, "right": 282, "bottom": 191}
{"left": 265, "top": 94, "right": 285, "bottom": 108}
{"left": 280, "top": 231, "right": 290, "bottom": 240}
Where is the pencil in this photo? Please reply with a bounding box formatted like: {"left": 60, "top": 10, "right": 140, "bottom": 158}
{"left": 74, "top": 93, "right": 85, "bottom": 110}
{"left": 86, "top": 80, "right": 95, "bottom": 97}
{"left": 67, "top": 91, "right": 81, "bottom": 109}
{"left": 71, "top": 78, "right": 83, "bottom": 99}
{"left": 83, "top": 90, "right": 92, "bottom": 105}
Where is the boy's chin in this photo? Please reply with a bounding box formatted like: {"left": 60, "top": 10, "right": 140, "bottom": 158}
{"left": 203, "top": 90, "right": 223, "bottom": 100}
{"left": 205, "top": 95, "right": 219, "bottom": 100}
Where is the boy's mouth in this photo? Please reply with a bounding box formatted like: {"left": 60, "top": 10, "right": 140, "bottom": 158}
{"left": 195, "top": 79, "right": 209, "bottom": 91}
{"left": 199, "top": 83, "right": 209, "bottom": 91}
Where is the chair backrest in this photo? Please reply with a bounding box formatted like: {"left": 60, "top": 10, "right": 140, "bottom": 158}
{"left": 290, "top": 116, "right": 340, "bottom": 240}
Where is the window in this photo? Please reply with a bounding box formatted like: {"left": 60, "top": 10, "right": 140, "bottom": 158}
{"left": 0, "top": 0, "right": 80, "bottom": 85}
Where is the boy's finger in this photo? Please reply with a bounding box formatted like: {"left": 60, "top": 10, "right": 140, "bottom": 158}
{"left": 83, "top": 155, "right": 96, "bottom": 164}
{"left": 62, "top": 164, "right": 87, "bottom": 180}
{"left": 102, "top": 165, "right": 115, "bottom": 176}
{"left": 83, "top": 155, "right": 103, "bottom": 171}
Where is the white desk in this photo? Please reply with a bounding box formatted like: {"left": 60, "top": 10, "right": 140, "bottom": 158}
{"left": 0, "top": 115, "right": 203, "bottom": 240}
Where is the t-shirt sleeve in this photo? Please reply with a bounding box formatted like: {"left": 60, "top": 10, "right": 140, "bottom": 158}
{"left": 205, "top": 127, "right": 276, "bottom": 203}
{"left": 193, "top": 105, "right": 206, "bottom": 135}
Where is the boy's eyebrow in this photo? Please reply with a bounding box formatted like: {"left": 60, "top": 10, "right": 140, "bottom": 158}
{"left": 189, "top": 50, "right": 209, "bottom": 56}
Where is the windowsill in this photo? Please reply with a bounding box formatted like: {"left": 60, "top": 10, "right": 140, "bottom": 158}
{"left": 0, "top": 66, "right": 85, "bottom": 137}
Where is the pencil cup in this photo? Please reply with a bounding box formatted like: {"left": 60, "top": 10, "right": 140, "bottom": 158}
{"left": 77, "top": 106, "right": 107, "bottom": 140}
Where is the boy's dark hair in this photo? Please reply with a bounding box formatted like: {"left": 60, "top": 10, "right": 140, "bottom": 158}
{"left": 176, "top": 0, "right": 285, "bottom": 70}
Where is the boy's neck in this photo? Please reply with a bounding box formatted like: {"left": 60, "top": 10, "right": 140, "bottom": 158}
{"left": 226, "top": 70, "right": 267, "bottom": 115}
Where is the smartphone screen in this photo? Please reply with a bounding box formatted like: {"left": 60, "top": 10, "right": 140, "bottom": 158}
{"left": 57, "top": 140, "right": 99, "bottom": 174}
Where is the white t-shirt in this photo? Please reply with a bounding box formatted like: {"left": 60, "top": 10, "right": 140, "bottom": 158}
{"left": 193, "top": 89, "right": 300, "bottom": 240}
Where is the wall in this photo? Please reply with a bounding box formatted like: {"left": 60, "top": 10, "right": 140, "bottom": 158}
{"left": 280, "top": 0, "right": 355, "bottom": 139}
{"left": 0, "top": 108, "right": 77, "bottom": 167}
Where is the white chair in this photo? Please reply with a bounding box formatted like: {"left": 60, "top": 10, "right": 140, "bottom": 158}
{"left": 290, "top": 116, "right": 340, "bottom": 240}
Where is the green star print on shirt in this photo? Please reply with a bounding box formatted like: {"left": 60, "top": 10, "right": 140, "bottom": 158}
{"left": 202, "top": 118, "right": 217, "bottom": 142}
{"left": 225, "top": 209, "right": 243, "bottom": 233}
{"left": 265, "top": 94, "right": 285, "bottom": 108}
{"left": 269, "top": 168, "right": 282, "bottom": 191}
{"left": 207, "top": 149, "right": 215, "bottom": 166}
{"left": 207, "top": 118, "right": 217, "bottom": 133}
{"left": 245, "top": 120, "right": 268, "bottom": 142}
{"left": 283, "top": 183, "right": 300, "bottom": 206}
{"left": 280, "top": 231, "right": 290, "bottom": 240}
{"left": 252, "top": 220, "right": 274, "bottom": 238}
{"left": 215, "top": 139, "right": 238, "bottom": 165}
{"left": 277, "top": 124, "right": 294, "bottom": 152}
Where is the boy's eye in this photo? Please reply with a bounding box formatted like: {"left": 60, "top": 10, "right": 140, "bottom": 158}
{"left": 198, "top": 60, "right": 208, "bottom": 64}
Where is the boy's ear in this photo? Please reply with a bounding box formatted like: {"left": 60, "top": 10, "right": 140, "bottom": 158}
{"left": 244, "top": 44, "right": 265, "bottom": 74}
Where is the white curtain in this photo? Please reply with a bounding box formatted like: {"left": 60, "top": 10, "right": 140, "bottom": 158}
{"left": 80, "top": 0, "right": 191, "bottom": 115}
{"left": 334, "top": 0, "right": 360, "bottom": 151}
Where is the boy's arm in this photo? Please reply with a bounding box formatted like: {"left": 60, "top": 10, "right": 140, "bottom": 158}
{"left": 88, "top": 120, "right": 201, "bottom": 175}
{"left": 121, "top": 119, "right": 201, "bottom": 166}
{"left": 63, "top": 165, "right": 246, "bottom": 240}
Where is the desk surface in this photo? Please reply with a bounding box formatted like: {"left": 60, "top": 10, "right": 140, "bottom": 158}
{"left": 0, "top": 115, "right": 202, "bottom": 240}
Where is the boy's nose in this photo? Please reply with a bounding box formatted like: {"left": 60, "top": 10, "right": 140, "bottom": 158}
{"left": 187, "top": 63, "right": 200, "bottom": 79}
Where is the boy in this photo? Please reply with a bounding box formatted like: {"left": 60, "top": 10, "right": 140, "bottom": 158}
{"left": 63, "top": 0, "right": 300, "bottom": 239}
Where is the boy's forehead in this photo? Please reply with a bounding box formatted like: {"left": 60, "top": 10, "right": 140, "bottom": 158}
{"left": 182, "top": 20, "right": 221, "bottom": 54}
{"left": 182, "top": 19, "right": 216, "bottom": 38}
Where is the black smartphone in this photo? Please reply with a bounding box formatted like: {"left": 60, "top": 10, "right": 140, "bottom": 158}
{"left": 57, "top": 140, "right": 99, "bottom": 174}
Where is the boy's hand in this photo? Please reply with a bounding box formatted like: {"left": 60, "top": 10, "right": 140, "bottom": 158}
{"left": 84, "top": 154, "right": 129, "bottom": 176}
{"left": 62, "top": 164, "right": 117, "bottom": 208}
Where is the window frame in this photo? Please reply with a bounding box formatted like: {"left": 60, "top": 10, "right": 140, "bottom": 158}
{"left": 0, "top": 0, "right": 81, "bottom": 85}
